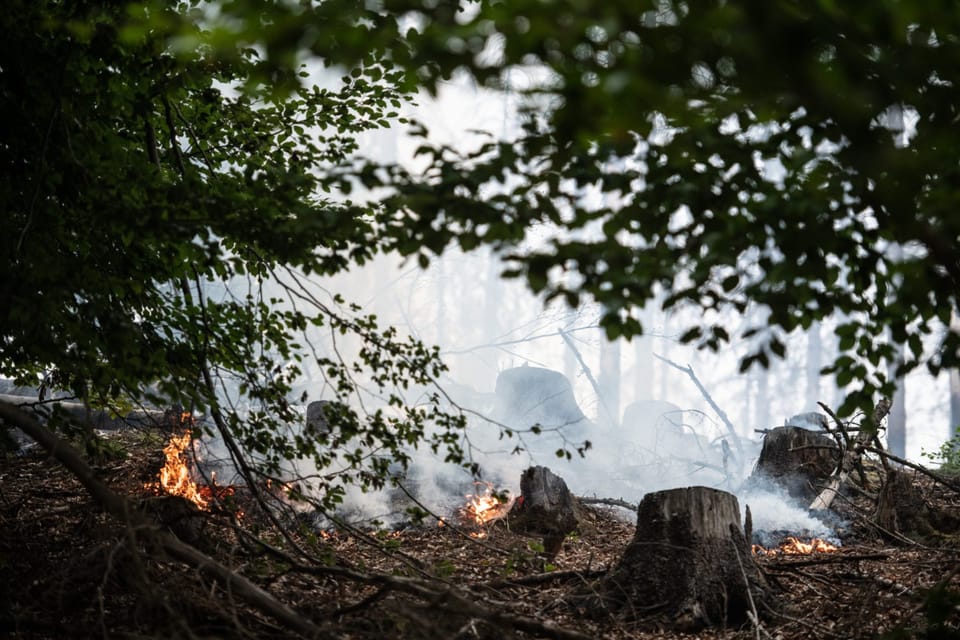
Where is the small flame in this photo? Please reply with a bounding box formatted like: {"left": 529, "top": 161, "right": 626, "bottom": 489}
{"left": 460, "top": 482, "right": 513, "bottom": 527}
{"left": 753, "top": 537, "right": 840, "bottom": 555}
{"left": 148, "top": 430, "right": 209, "bottom": 510}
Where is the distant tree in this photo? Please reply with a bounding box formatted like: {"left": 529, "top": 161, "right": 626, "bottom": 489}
{"left": 887, "top": 351, "right": 908, "bottom": 456}
{"left": 805, "top": 322, "right": 823, "bottom": 410}
{"left": 952, "top": 311, "right": 960, "bottom": 436}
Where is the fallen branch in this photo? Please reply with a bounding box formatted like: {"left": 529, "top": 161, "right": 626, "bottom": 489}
{"left": 274, "top": 560, "right": 594, "bottom": 640}
{"left": 578, "top": 497, "right": 637, "bottom": 511}
{"left": 810, "top": 398, "right": 891, "bottom": 512}
{"left": 861, "top": 445, "right": 960, "bottom": 494}
{"left": 764, "top": 552, "right": 890, "bottom": 568}
{"left": 484, "top": 568, "right": 607, "bottom": 589}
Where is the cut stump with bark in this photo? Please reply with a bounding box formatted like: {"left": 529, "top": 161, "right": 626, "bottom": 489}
{"left": 590, "top": 486, "right": 771, "bottom": 631}
{"left": 874, "top": 468, "right": 953, "bottom": 542}
{"left": 747, "top": 426, "right": 839, "bottom": 502}
{"left": 508, "top": 466, "right": 582, "bottom": 558}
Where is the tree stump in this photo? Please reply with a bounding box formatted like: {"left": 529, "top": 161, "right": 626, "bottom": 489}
{"left": 143, "top": 495, "right": 206, "bottom": 546}
{"left": 508, "top": 466, "right": 582, "bottom": 558}
{"left": 592, "top": 486, "right": 769, "bottom": 630}
{"left": 747, "top": 426, "right": 839, "bottom": 502}
{"left": 876, "top": 468, "right": 934, "bottom": 540}
{"left": 492, "top": 366, "right": 591, "bottom": 455}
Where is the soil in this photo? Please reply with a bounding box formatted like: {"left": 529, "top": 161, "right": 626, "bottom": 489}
{"left": 2, "top": 428, "right": 960, "bottom": 639}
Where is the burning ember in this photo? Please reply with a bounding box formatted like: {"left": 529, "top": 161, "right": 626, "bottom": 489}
{"left": 753, "top": 536, "right": 840, "bottom": 555}
{"left": 457, "top": 482, "right": 514, "bottom": 536}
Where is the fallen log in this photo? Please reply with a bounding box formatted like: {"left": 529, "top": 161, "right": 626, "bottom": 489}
{"left": 589, "top": 486, "right": 772, "bottom": 630}
{"left": 0, "top": 392, "right": 175, "bottom": 431}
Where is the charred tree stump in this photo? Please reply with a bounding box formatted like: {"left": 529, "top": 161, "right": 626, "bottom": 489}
{"left": 747, "top": 426, "right": 839, "bottom": 502}
{"left": 875, "top": 468, "right": 935, "bottom": 541}
{"left": 142, "top": 495, "right": 206, "bottom": 546}
{"left": 592, "top": 486, "right": 770, "bottom": 631}
{"left": 508, "top": 466, "right": 582, "bottom": 558}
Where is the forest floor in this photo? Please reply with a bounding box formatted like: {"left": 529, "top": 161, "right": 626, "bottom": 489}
{"left": 2, "top": 427, "right": 960, "bottom": 639}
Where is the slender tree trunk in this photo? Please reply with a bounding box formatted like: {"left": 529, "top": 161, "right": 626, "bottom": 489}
{"left": 951, "top": 311, "right": 960, "bottom": 438}
{"left": 805, "top": 321, "right": 822, "bottom": 410}
{"left": 563, "top": 332, "right": 577, "bottom": 392}
{"left": 830, "top": 318, "right": 846, "bottom": 411}
{"left": 658, "top": 318, "right": 671, "bottom": 401}
{"left": 950, "top": 370, "right": 960, "bottom": 437}
{"left": 633, "top": 302, "right": 655, "bottom": 407}
{"left": 434, "top": 256, "right": 447, "bottom": 348}
{"left": 597, "top": 331, "right": 621, "bottom": 428}
{"left": 633, "top": 344, "right": 653, "bottom": 400}
{"left": 887, "top": 350, "right": 907, "bottom": 457}
{"left": 753, "top": 362, "right": 770, "bottom": 430}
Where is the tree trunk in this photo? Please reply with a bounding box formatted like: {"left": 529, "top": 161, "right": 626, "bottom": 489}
{"left": 805, "top": 321, "right": 822, "bottom": 409}
{"left": 950, "top": 311, "right": 960, "bottom": 438}
{"left": 887, "top": 369, "right": 907, "bottom": 457}
{"left": 746, "top": 426, "right": 840, "bottom": 503}
{"left": 597, "top": 328, "right": 621, "bottom": 428}
{"left": 508, "top": 466, "right": 582, "bottom": 558}
{"left": 592, "top": 487, "right": 769, "bottom": 630}
{"left": 752, "top": 364, "right": 770, "bottom": 436}
{"left": 951, "top": 370, "right": 960, "bottom": 438}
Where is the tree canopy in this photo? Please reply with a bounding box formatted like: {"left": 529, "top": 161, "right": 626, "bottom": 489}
{"left": 373, "top": 0, "right": 960, "bottom": 417}
{"left": 2, "top": 0, "right": 959, "bottom": 489}
{"left": 142, "top": 0, "right": 960, "bottom": 418}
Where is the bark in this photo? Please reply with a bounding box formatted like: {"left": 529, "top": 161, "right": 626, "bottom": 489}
{"left": 0, "top": 400, "right": 324, "bottom": 639}
{"left": 508, "top": 466, "right": 582, "bottom": 559}
{"left": 875, "top": 468, "right": 933, "bottom": 540}
{"left": 747, "top": 426, "right": 839, "bottom": 503}
{"left": 591, "top": 486, "right": 770, "bottom": 630}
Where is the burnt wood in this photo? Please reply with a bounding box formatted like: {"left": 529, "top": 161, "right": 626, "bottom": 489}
{"left": 508, "top": 466, "right": 582, "bottom": 558}
{"left": 747, "top": 426, "right": 840, "bottom": 502}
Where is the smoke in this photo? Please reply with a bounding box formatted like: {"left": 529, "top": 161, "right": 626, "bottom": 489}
{"left": 179, "top": 69, "right": 950, "bottom": 529}
{"left": 737, "top": 484, "right": 839, "bottom": 544}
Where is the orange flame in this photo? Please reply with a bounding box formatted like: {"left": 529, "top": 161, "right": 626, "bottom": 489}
{"left": 460, "top": 482, "right": 513, "bottom": 527}
{"left": 149, "top": 430, "right": 209, "bottom": 510}
{"left": 753, "top": 537, "right": 840, "bottom": 555}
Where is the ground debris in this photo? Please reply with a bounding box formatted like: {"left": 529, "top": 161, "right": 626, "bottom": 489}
{"left": 2, "top": 430, "right": 960, "bottom": 639}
